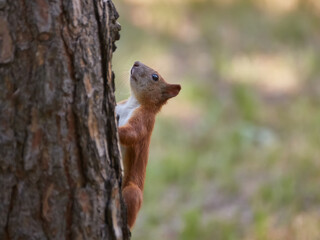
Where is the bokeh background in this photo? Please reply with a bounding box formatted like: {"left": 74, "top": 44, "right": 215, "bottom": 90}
{"left": 113, "top": 0, "right": 320, "bottom": 239}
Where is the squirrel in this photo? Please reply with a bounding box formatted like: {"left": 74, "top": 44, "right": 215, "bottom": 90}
{"left": 116, "top": 61, "right": 181, "bottom": 229}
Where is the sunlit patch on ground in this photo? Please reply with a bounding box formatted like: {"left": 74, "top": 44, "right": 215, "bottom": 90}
{"left": 128, "top": 4, "right": 184, "bottom": 36}
{"left": 307, "top": 0, "right": 320, "bottom": 15}
{"left": 254, "top": 0, "right": 299, "bottom": 15}
{"left": 226, "top": 53, "right": 301, "bottom": 95}
{"left": 254, "top": 0, "right": 320, "bottom": 16}
{"left": 291, "top": 213, "right": 320, "bottom": 240}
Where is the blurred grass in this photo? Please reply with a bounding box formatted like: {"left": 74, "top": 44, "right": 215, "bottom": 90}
{"left": 113, "top": 0, "right": 320, "bottom": 239}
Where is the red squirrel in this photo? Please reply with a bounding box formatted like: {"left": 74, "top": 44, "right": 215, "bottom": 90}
{"left": 116, "top": 61, "right": 181, "bottom": 229}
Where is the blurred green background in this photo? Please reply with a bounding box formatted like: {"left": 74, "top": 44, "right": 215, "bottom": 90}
{"left": 113, "top": 0, "right": 320, "bottom": 239}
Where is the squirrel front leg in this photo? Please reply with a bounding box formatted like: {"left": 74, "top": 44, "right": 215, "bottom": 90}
{"left": 118, "top": 121, "right": 146, "bottom": 146}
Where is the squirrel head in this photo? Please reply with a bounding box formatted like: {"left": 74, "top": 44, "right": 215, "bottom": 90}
{"left": 130, "top": 61, "right": 181, "bottom": 110}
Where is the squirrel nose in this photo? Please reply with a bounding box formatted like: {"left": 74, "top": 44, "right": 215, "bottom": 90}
{"left": 133, "top": 61, "right": 140, "bottom": 68}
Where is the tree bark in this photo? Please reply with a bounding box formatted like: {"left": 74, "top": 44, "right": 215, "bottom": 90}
{"left": 0, "top": 0, "right": 129, "bottom": 239}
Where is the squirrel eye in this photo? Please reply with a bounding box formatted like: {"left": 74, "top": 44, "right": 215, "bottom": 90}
{"left": 152, "top": 74, "right": 159, "bottom": 81}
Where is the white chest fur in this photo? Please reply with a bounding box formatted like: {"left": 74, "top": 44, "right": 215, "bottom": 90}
{"left": 116, "top": 95, "right": 140, "bottom": 127}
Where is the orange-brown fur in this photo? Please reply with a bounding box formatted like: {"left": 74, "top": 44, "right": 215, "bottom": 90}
{"left": 116, "top": 61, "right": 181, "bottom": 229}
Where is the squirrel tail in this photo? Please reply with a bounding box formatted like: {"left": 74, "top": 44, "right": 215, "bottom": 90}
{"left": 122, "top": 182, "right": 143, "bottom": 229}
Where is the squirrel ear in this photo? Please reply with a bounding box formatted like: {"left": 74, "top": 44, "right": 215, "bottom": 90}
{"left": 163, "top": 84, "right": 181, "bottom": 99}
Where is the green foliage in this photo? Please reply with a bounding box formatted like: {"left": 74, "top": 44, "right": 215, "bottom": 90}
{"left": 233, "top": 84, "right": 259, "bottom": 121}
{"left": 180, "top": 209, "right": 202, "bottom": 240}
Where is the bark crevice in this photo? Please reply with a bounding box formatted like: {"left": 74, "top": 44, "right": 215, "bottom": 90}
{"left": 4, "top": 185, "right": 16, "bottom": 240}
{"left": 93, "top": 1, "right": 108, "bottom": 86}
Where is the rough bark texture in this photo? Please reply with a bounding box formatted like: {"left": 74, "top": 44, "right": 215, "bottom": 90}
{"left": 0, "top": 0, "right": 130, "bottom": 239}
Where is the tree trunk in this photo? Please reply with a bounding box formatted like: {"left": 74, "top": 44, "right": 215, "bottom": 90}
{"left": 0, "top": 0, "right": 130, "bottom": 239}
